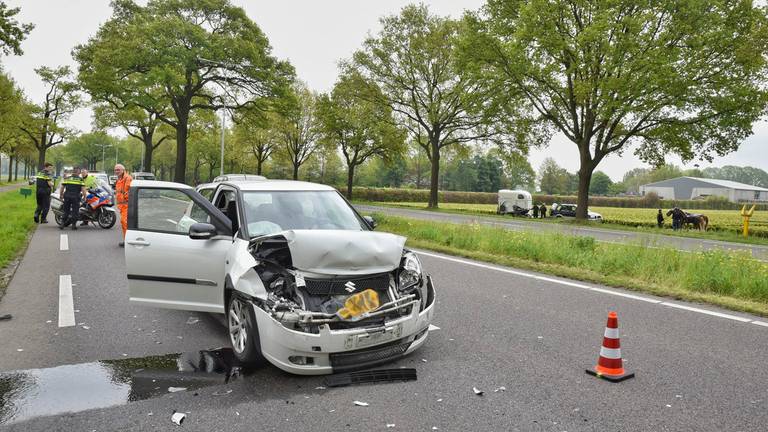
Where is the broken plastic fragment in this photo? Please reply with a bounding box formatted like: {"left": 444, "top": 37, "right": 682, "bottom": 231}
{"left": 171, "top": 412, "right": 186, "bottom": 425}
{"left": 315, "top": 386, "right": 326, "bottom": 390}
{"left": 81, "top": 326, "right": 90, "bottom": 330}
{"left": 421, "top": 359, "right": 428, "bottom": 363}
{"left": 494, "top": 386, "right": 506, "bottom": 392}
{"left": 427, "top": 324, "right": 440, "bottom": 331}
{"left": 212, "top": 390, "right": 233, "bottom": 396}
{"left": 186, "top": 317, "right": 199, "bottom": 325}
{"left": 665, "top": 404, "right": 672, "bottom": 408}
{"left": 353, "top": 401, "right": 369, "bottom": 407}
{"left": 16, "top": 348, "right": 23, "bottom": 352}
{"left": 473, "top": 387, "right": 484, "bottom": 396}
{"left": 0, "top": 314, "right": 13, "bottom": 321}
{"left": 168, "top": 387, "right": 187, "bottom": 393}
{"left": 386, "top": 424, "right": 396, "bottom": 428}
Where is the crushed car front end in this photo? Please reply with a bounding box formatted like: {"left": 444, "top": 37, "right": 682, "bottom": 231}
{"left": 229, "top": 230, "right": 436, "bottom": 375}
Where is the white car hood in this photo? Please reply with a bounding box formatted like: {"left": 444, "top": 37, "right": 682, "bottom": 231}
{"left": 280, "top": 229, "right": 406, "bottom": 275}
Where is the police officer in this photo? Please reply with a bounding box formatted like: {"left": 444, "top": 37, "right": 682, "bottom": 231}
{"left": 58, "top": 168, "right": 86, "bottom": 230}
{"left": 33, "top": 162, "right": 54, "bottom": 223}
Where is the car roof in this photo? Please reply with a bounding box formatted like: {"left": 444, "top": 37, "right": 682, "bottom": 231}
{"left": 220, "top": 179, "right": 336, "bottom": 192}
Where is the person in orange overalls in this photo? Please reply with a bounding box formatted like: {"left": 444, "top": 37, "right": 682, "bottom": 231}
{"left": 114, "top": 164, "right": 133, "bottom": 247}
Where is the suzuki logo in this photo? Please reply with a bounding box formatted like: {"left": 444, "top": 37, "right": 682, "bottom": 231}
{"left": 344, "top": 281, "right": 356, "bottom": 293}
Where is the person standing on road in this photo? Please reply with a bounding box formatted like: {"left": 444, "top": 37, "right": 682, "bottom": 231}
{"left": 33, "top": 162, "right": 54, "bottom": 224}
{"left": 79, "top": 168, "right": 98, "bottom": 226}
{"left": 657, "top": 209, "right": 664, "bottom": 228}
{"left": 539, "top": 203, "right": 547, "bottom": 218}
{"left": 58, "top": 168, "right": 86, "bottom": 230}
{"left": 114, "top": 164, "right": 132, "bottom": 247}
{"left": 532, "top": 203, "right": 539, "bottom": 218}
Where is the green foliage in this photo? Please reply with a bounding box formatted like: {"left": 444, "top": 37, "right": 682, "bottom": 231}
{"left": 703, "top": 165, "right": 768, "bottom": 188}
{"left": 0, "top": 189, "right": 36, "bottom": 271}
{"left": 0, "top": 2, "right": 33, "bottom": 56}
{"left": 538, "top": 157, "right": 572, "bottom": 195}
{"left": 589, "top": 171, "right": 613, "bottom": 195}
{"left": 64, "top": 132, "right": 118, "bottom": 170}
{"left": 466, "top": 0, "right": 768, "bottom": 218}
{"left": 74, "top": 0, "right": 294, "bottom": 183}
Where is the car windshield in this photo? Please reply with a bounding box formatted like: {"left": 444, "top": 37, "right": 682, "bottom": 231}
{"left": 242, "top": 191, "right": 365, "bottom": 237}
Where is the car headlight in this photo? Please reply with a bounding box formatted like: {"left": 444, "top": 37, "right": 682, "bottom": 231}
{"left": 398, "top": 251, "right": 423, "bottom": 290}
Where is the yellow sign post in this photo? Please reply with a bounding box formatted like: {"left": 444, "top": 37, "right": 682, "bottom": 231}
{"left": 740, "top": 204, "right": 756, "bottom": 237}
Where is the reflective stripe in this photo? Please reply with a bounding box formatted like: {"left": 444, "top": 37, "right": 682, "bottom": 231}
{"left": 600, "top": 347, "right": 622, "bottom": 359}
{"left": 604, "top": 327, "right": 619, "bottom": 339}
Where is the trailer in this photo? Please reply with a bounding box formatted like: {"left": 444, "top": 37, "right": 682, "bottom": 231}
{"left": 497, "top": 189, "right": 533, "bottom": 216}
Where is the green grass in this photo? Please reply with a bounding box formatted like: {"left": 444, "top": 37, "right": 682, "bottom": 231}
{"left": 356, "top": 201, "right": 768, "bottom": 246}
{"left": 370, "top": 213, "right": 768, "bottom": 317}
{"left": 0, "top": 189, "right": 37, "bottom": 296}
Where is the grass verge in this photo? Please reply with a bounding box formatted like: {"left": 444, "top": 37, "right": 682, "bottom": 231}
{"left": 0, "top": 189, "right": 37, "bottom": 299}
{"left": 371, "top": 213, "right": 768, "bottom": 317}
{"left": 356, "top": 201, "right": 768, "bottom": 247}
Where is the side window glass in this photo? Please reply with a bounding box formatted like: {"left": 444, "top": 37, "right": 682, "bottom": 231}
{"left": 199, "top": 188, "right": 215, "bottom": 202}
{"left": 137, "top": 189, "right": 210, "bottom": 234}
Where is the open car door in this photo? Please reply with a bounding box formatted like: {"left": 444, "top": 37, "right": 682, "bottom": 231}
{"left": 125, "top": 181, "right": 232, "bottom": 313}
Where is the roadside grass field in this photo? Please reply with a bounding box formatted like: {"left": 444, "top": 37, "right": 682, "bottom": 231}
{"left": 362, "top": 201, "right": 768, "bottom": 241}
{"left": 0, "top": 189, "right": 37, "bottom": 270}
{"left": 373, "top": 213, "right": 768, "bottom": 316}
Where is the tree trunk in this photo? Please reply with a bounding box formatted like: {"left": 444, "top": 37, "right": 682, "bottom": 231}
{"left": 37, "top": 147, "right": 46, "bottom": 171}
{"left": 14, "top": 157, "right": 18, "bottom": 181}
{"left": 346, "top": 164, "right": 355, "bottom": 200}
{"left": 576, "top": 165, "right": 593, "bottom": 220}
{"left": 292, "top": 163, "right": 299, "bottom": 180}
{"left": 256, "top": 159, "right": 263, "bottom": 175}
{"left": 427, "top": 139, "right": 440, "bottom": 208}
{"left": 143, "top": 137, "right": 154, "bottom": 172}
{"left": 173, "top": 114, "right": 189, "bottom": 184}
{"left": 7, "top": 155, "right": 14, "bottom": 182}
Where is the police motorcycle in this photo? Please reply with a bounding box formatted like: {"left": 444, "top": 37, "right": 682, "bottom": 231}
{"left": 51, "top": 177, "right": 117, "bottom": 229}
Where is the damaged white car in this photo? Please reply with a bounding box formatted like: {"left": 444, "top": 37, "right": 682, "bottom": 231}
{"left": 125, "top": 180, "right": 435, "bottom": 375}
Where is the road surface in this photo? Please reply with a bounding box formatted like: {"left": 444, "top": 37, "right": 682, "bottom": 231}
{"left": 0, "top": 222, "right": 766, "bottom": 431}
{"left": 356, "top": 204, "right": 768, "bottom": 261}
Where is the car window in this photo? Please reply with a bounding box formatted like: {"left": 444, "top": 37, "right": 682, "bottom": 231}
{"left": 198, "top": 187, "right": 215, "bottom": 202}
{"left": 137, "top": 188, "right": 210, "bottom": 234}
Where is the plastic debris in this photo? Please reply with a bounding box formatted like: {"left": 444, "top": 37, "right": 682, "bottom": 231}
{"left": 494, "top": 386, "right": 506, "bottom": 393}
{"left": 16, "top": 348, "right": 23, "bottom": 352}
{"left": 235, "top": 411, "right": 240, "bottom": 416}
{"left": 386, "top": 424, "right": 396, "bottom": 428}
{"left": 147, "top": 412, "right": 153, "bottom": 416}
{"left": 168, "top": 387, "right": 187, "bottom": 393}
{"left": 186, "top": 317, "right": 200, "bottom": 325}
{"left": 421, "top": 359, "right": 428, "bottom": 363}
{"left": 171, "top": 412, "right": 186, "bottom": 425}
{"left": 315, "top": 386, "right": 326, "bottom": 390}
{"left": 537, "top": 336, "right": 543, "bottom": 339}
{"left": 0, "top": 314, "right": 13, "bottom": 321}
{"left": 45, "top": 320, "right": 52, "bottom": 324}
{"left": 212, "top": 390, "right": 233, "bottom": 396}
{"left": 437, "top": 398, "right": 443, "bottom": 402}
{"left": 353, "top": 401, "right": 369, "bottom": 407}
{"left": 121, "top": 353, "right": 128, "bottom": 356}
{"left": 473, "top": 387, "right": 484, "bottom": 396}
{"left": 81, "top": 326, "right": 90, "bottom": 330}
{"left": 432, "top": 427, "right": 439, "bottom": 430}
{"left": 666, "top": 404, "right": 672, "bottom": 408}
{"left": 675, "top": 395, "right": 683, "bottom": 398}
{"left": 427, "top": 324, "right": 440, "bottom": 331}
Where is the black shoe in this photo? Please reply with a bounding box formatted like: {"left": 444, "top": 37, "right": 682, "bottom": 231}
{"left": 41, "top": 220, "right": 48, "bottom": 224}
{"left": 118, "top": 241, "right": 125, "bottom": 248}
{"left": 34, "top": 216, "right": 39, "bottom": 223}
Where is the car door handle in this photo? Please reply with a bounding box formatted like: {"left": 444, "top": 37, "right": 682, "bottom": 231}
{"left": 127, "top": 240, "right": 150, "bottom": 246}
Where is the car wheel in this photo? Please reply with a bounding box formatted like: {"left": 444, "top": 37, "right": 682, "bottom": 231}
{"left": 227, "top": 292, "right": 267, "bottom": 366}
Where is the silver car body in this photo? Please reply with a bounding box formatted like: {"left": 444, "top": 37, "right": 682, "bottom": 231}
{"left": 124, "top": 180, "right": 435, "bottom": 375}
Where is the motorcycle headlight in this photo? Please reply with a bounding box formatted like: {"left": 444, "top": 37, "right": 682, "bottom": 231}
{"left": 398, "top": 251, "right": 422, "bottom": 290}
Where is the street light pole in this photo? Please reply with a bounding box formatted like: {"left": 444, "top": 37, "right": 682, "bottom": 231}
{"left": 220, "top": 109, "right": 225, "bottom": 177}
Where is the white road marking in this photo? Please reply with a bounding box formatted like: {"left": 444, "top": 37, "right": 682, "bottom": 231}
{"left": 416, "top": 249, "right": 763, "bottom": 327}
{"left": 58, "top": 275, "right": 75, "bottom": 328}
{"left": 59, "top": 234, "right": 68, "bottom": 251}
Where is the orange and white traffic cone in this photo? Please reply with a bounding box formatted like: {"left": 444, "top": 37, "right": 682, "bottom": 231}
{"left": 586, "top": 311, "right": 635, "bottom": 383}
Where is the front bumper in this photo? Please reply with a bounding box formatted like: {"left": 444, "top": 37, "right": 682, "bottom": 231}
{"left": 253, "top": 276, "right": 436, "bottom": 375}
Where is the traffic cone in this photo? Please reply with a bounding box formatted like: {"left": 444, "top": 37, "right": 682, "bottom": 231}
{"left": 586, "top": 311, "right": 635, "bottom": 383}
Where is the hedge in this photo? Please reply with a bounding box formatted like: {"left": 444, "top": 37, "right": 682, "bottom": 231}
{"left": 350, "top": 187, "right": 768, "bottom": 211}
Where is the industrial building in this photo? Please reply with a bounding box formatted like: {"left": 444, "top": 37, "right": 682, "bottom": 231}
{"left": 639, "top": 176, "right": 768, "bottom": 203}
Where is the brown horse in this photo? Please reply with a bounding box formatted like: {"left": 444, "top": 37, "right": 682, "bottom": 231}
{"left": 667, "top": 208, "right": 708, "bottom": 231}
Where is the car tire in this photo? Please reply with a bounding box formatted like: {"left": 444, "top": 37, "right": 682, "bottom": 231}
{"left": 227, "top": 292, "right": 267, "bottom": 366}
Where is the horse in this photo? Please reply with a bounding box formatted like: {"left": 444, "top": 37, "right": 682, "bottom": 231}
{"left": 666, "top": 208, "right": 708, "bottom": 231}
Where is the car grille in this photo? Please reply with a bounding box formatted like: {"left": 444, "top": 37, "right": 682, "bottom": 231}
{"left": 330, "top": 340, "right": 411, "bottom": 373}
{"left": 304, "top": 273, "right": 390, "bottom": 296}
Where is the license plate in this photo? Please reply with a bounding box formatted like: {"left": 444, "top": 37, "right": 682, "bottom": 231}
{"left": 337, "top": 289, "right": 380, "bottom": 320}
{"left": 355, "top": 324, "right": 403, "bottom": 348}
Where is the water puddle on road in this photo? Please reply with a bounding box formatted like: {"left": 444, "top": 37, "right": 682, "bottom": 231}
{"left": 0, "top": 348, "right": 247, "bottom": 425}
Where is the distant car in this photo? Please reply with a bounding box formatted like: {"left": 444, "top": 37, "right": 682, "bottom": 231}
{"left": 550, "top": 203, "right": 602, "bottom": 221}
{"left": 132, "top": 172, "right": 156, "bottom": 181}
{"left": 212, "top": 174, "right": 266, "bottom": 183}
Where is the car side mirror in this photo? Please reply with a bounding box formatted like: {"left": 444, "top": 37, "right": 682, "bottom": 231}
{"left": 189, "top": 222, "right": 217, "bottom": 240}
{"left": 363, "top": 215, "right": 377, "bottom": 230}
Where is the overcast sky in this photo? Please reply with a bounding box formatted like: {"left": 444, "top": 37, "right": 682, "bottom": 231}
{"left": 3, "top": 0, "right": 766, "bottom": 181}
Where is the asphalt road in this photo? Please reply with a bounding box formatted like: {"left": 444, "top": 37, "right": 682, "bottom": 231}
{"left": 1, "top": 222, "right": 767, "bottom": 431}
{"left": 356, "top": 204, "right": 768, "bottom": 261}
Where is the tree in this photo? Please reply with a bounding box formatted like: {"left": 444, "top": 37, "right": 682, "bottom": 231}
{"left": 468, "top": 0, "right": 768, "bottom": 218}
{"left": 589, "top": 171, "right": 613, "bottom": 195}
{"left": 317, "top": 72, "right": 405, "bottom": 199}
{"left": 276, "top": 82, "right": 321, "bottom": 180}
{"left": 703, "top": 165, "right": 768, "bottom": 188}
{"left": 233, "top": 110, "right": 277, "bottom": 175}
{"left": 19, "top": 66, "right": 80, "bottom": 169}
{"left": 351, "top": 4, "right": 540, "bottom": 208}
{"left": 0, "top": 2, "right": 33, "bottom": 56}
{"left": 538, "top": 158, "right": 571, "bottom": 195}
{"left": 64, "top": 132, "right": 117, "bottom": 170}
{"left": 75, "top": 0, "right": 294, "bottom": 183}
{"left": 93, "top": 104, "right": 169, "bottom": 172}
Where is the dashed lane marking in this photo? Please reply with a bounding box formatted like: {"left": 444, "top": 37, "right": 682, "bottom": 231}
{"left": 415, "top": 250, "right": 764, "bottom": 327}
{"left": 58, "top": 275, "right": 75, "bottom": 328}
{"left": 59, "top": 234, "right": 68, "bottom": 251}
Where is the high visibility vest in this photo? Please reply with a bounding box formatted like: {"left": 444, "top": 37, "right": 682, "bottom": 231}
{"left": 35, "top": 171, "right": 53, "bottom": 192}
{"left": 115, "top": 174, "right": 132, "bottom": 205}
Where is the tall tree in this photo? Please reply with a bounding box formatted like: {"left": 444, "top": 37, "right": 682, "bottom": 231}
{"left": 0, "top": 2, "right": 33, "bottom": 56}
{"left": 589, "top": 171, "right": 613, "bottom": 195}
{"left": 277, "top": 82, "right": 320, "bottom": 180}
{"left": 75, "top": 0, "right": 294, "bottom": 183}
{"left": 19, "top": 66, "right": 80, "bottom": 169}
{"left": 538, "top": 157, "right": 571, "bottom": 195}
{"left": 64, "top": 132, "right": 117, "bottom": 170}
{"left": 351, "top": 4, "right": 541, "bottom": 208}
{"left": 233, "top": 109, "right": 277, "bottom": 175}
{"left": 93, "top": 103, "right": 169, "bottom": 172}
{"left": 317, "top": 72, "right": 405, "bottom": 199}
{"left": 467, "top": 0, "right": 768, "bottom": 218}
